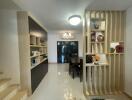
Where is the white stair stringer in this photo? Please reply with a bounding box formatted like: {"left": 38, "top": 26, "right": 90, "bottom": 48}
{"left": 0, "top": 84, "right": 19, "bottom": 100}
{"left": 10, "top": 89, "right": 28, "bottom": 100}
{"left": 0, "top": 72, "right": 4, "bottom": 79}
{"left": 0, "top": 72, "right": 28, "bottom": 100}
{"left": 0, "top": 79, "right": 11, "bottom": 93}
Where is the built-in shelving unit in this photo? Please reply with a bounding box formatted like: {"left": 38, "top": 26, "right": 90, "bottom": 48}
{"left": 17, "top": 12, "right": 48, "bottom": 94}
{"left": 30, "top": 34, "right": 48, "bottom": 69}
{"left": 83, "top": 11, "right": 125, "bottom": 96}
{"left": 31, "top": 58, "right": 47, "bottom": 69}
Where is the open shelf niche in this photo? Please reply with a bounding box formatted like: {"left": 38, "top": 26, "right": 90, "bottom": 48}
{"left": 83, "top": 11, "right": 125, "bottom": 96}
{"left": 17, "top": 11, "right": 48, "bottom": 94}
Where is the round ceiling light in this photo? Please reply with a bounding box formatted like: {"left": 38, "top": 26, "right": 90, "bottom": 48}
{"left": 68, "top": 15, "right": 81, "bottom": 25}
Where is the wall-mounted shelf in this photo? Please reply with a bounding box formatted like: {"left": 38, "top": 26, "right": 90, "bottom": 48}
{"left": 30, "top": 53, "right": 47, "bottom": 58}
{"left": 107, "top": 53, "right": 124, "bottom": 55}
{"left": 85, "top": 63, "right": 109, "bottom": 66}
{"left": 89, "top": 42, "right": 105, "bottom": 44}
{"left": 31, "top": 58, "right": 47, "bottom": 69}
{"left": 30, "top": 45, "right": 47, "bottom": 48}
{"left": 91, "top": 29, "right": 105, "bottom": 32}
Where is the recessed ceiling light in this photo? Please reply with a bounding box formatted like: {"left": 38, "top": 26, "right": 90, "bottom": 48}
{"left": 68, "top": 15, "right": 81, "bottom": 25}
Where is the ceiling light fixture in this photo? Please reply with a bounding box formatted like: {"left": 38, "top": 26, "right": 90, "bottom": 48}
{"left": 68, "top": 15, "right": 81, "bottom": 25}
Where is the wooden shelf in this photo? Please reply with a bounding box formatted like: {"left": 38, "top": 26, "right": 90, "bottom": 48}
{"left": 91, "top": 29, "right": 105, "bottom": 32}
{"left": 30, "top": 45, "right": 47, "bottom": 48}
{"left": 31, "top": 58, "right": 47, "bottom": 69}
{"left": 107, "top": 53, "right": 124, "bottom": 55}
{"left": 30, "top": 55, "right": 39, "bottom": 58}
{"left": 85, "top": 63, "right": 109, "bottom": 66}
{"left": 89, "top": 42, "right": 105, "bottom": 43}
{"left": 30, "top": 53, "right": 47, "bottom": 58}
{"left": 91, "top": 18, "right": 105, "bottom": 20}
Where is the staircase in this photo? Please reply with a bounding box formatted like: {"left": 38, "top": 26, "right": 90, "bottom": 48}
{"left": 0, "top": 72, "right": 28, "bottom": 100}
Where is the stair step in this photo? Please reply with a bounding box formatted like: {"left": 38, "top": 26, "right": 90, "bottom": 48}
{"left": 10, "top": 90, "right": 28, "bottom": 100}
{"left": 0, "top": 84, "right": 19, "bottom": 100}
{"left": 0, "top": 79, "right": 11, "bottom": 92}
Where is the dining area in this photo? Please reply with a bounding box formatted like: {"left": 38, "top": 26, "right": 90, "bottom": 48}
{"left": 69, "top": 56, "right": 83, "bottom": 82}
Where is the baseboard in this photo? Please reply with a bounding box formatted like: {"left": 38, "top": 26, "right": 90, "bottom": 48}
{"left": 123, "top": 92, "right": 132, "bottom": 100}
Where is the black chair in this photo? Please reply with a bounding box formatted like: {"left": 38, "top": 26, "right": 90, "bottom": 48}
{"left": 69, "top": 57, "right": 83, "bottom": 82}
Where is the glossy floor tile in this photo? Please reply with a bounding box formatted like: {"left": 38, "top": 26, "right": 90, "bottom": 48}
{"left": 30, "top": 63, "right": 86, "bottom": 100}
{"left": 30, "top": 64, "right": 130, "bottom": 100}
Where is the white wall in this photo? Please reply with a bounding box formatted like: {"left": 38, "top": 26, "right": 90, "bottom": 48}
{"left": 0, "top": 10, "right": 20, "bottom": 84}
{"left": 48, "top": 31, "right": 83, "bottom": 63}
{"left": 125, "top": 6, "right": 132, "bottom": 97}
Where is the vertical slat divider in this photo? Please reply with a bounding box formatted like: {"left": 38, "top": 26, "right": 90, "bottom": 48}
{"left": 98, "top": 66, "right": 103, "bottom": 94}
{"left": 118, "top": 54, "right": 121, "bottom": 92}
{"left": 87, "top": 12, "right": 91, "bottom": 53}
{"left": 92, "top": 66, "right": 95, "bottom": 94}
{"left": 105, "top": 11, "right": 108, "bottom": 94}
{"left": 113, "top": 54, "right": 116, "bottom": 93}
{"left": 86, "top": 11, "right": 91, "bottom": 95}
{"left": 116, "top": 12, "right": 120, "bottom": 93}
{"left": 86, "top": 66, "right": 89, "bottom": 94}
{"left": 94, "top": 65, "right": 98, "bottom": 94}
{"left": 121, "top": 12, "right": 125, "bottom": 92}
{"left": 95, "top": 43, "right": 98, "bottom": 53}
{"left": 112, "top": 11, "right": 115, "bottom": 93}
{"left": 109, "top": 11, "right": 112, "bottom": 93}
{"left": 92, "top": 43, "right": 94, "bottom": 54}
{"left": 105, "top": 12, "right": 108, "bottom": 53}
{"left": 83, "top": 11, "right": 87, "bottom": 95}
{"left": 113, "top": 11, "right": 117, "bottom": 93}
{"left": 99, "top": 43, "right": 101, "bottom": 53}
{"left": 83, "top": 10, "right": 125, "bottom": 97}
{"left": 113, "top": 13, "right": 115, "bottom": 93}
{"left": 97, "top": 66, "right": 99, "bottom": 94}
{"left": 100, "top": 11, "right": 104, "bottom": 94}
{"left": 118, "top": 11, "right": 122, "bottom": 93}
{"left": 121, "top": 54, "right": 124, "bottom": 92}
{"left": 89, "top": 66, "right": 93, "bottom": 94}
{"left": 104, "top": 65, "right": 107, "bottom": 94}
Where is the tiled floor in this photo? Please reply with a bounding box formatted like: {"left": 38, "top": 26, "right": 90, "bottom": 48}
{"left": 30, "top": 63, "right": 86, "bottom": 100}
{"left": 30, "top": 64, "right": 130, "bottom": 100}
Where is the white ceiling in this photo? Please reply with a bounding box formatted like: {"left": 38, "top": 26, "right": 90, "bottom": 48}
{"left": 2, "top": 0, "right": 132, "bottom": 33}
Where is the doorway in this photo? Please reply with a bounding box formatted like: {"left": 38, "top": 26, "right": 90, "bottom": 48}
{"left": 57, "top": 41, "right": 78, "bottom": 63}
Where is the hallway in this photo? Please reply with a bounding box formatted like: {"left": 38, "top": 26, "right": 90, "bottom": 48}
{"left": 30, "top": 64, "right": 86, "bottom": 100}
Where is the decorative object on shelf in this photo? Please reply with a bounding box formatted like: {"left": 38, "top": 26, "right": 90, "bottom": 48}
{"left": 94, "top": 23, "right": 99, "bottom": 29}
{"left": 91, "top": 20, "right": 105, "bottom": 30}
{"left": 36, "top": 37, "right": 41, "bottom": 45}
{"left": 115, "top": 42, "right": 124, "bottom": 53}
{"left": 86, "top": 54, "right": 94, "bottom": 63}
{"left": 91, "top": 32, "right": 96, "bottom": 42}
{"left": 96, "top": 32, "right": 104, "bottom": 42}
{"left": 100, "top": 21, "right": 105, "bottom": 30}
{"left": 91, "top": 32, "right": 104, "bottom": 42}
{"left": 30, "top": 35, "right": 36, "bottom": 45}
{"left": 110, "top": 42, "right": 124, "bottom": 53}
{"left": 91, "top": 20, "right": 99, "bottom": 29}
{"left": 95, "top": 54, "right": 100, "bottom": 61}
{"left": 94, "top": 53, "right": 107, "bottom": 64}
{"left": 110, "top": 48, "right": 115, "bottom": 53}
{"left": 31, "top": 51, "right": 40, "bottom": 56}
